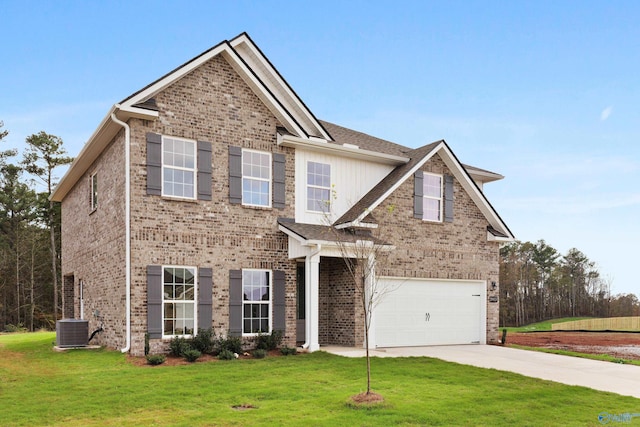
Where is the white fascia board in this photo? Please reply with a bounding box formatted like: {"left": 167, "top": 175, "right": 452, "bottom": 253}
{"left": 278, "top": 134, "right": 409, "bottom": 166}
{"left": 117, "top": 105, "right": 159, "bottom": 120}
{"left": 467, "top": 168, "right": 504, "bottom": 184}
{"left": 334, "top": 221, "right": 378, "bottom": 230}
{"left": 51, "top": 104, "right": 159, "bottom": 202}
{"left": 437, "top": 144, "right": 514, "bottom": 240}
{"left": 121, "top": 44, "right": 228, "bottom": 108}
{"left": 51, "top": 105, "right": 116, "bottom": 201}
{"left": 230, "top": 35, "right": 332, "bottom": 141}
{"left": 221, "top": 48, "right": 308, "bottom": 138}
{"left": 487, "top": 232, "right": 514, "bottom": 242}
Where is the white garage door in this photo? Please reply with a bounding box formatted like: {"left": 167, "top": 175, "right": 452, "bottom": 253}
{"left": 374, "top": 278, "right": 485, "bottom": 347}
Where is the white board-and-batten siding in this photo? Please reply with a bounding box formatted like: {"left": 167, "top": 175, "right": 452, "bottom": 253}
{"left": 294, "top": 150, "right": 394, "bottom": 225}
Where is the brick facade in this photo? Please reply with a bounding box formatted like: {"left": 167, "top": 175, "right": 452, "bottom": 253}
{"left": 60, "top": 43, "right": 504, "bottom": 356}
{"left": 61, "top": 133, "right": 127, "bottom": 350}
{"left": 318, "top": 257, "right": 365, "bottom": 347}
{"left": 371, "top": 154, "right": 501, "bottom": 344}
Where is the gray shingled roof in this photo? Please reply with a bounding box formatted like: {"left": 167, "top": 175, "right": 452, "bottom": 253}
{"left": 278, "top": 218, "right": 390, "bottom": 245}
{"left": 319, "top": 120, "right": 411, "bottom": 157}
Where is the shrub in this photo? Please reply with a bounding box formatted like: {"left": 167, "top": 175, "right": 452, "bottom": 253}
{"left": 218, "top": 349, "right": 236, "bottom": 361}
{"left": 252, "top": 349, "right": 267, "bottom": 359}
{"left": 183, "top": 349, "right": 201, "bottom": 363}
{"left": 144, "top": 333, "right": 150, "bottom": 356}
{"left": 255, "top": 330, "right": 283, "bottom": 351}
{"left": 280, "top": 346, "right": 297, "bottom": 356}
{"left": 169, "top": 336, "right": 192, "bottom": 357}
{"left": 146, "top": 354, "right": 166, "bottom": 366}
{"left": 5, "top": 323, "right": 27, "bottom": 333}
{"left": 218, "top": 335, "right": 243, "bottom": 354}
{"left": 192, "top": 328, "right": 216, "bottom": 354}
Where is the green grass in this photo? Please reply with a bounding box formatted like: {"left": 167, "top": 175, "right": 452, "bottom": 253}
{"left": 502, "top": 317, "right": 593, "bottom": 332}
{"left": 1, "top": 332, "right": 638, "bottom": 426}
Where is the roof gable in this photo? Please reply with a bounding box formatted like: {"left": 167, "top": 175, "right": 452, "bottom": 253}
{"left": 334, "top": 140, "right": 513, "bottom": 240}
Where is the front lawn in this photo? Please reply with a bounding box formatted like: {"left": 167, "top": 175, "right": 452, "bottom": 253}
{"left": 502, "top": 317, "right": 592, "bottom": 332}
{"left": 1, "top": 332, "right": 637, "bottom": 426}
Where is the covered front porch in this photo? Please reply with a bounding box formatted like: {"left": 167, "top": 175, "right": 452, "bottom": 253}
{"left": 279, "top": 219, "right": 389, "bottom": 351}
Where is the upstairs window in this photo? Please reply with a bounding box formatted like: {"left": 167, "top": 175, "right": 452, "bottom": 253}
{"left": 90, "top": 173, "right": 98, "bottom": 211}
{"left": 242, "top": 149, "right": 271, "bottom": 207}
{"left": 307, "top": 161, "right": 331, "bottom": 213}
{"left": 422, "top": 173, "right": 443, "bottom": 222}
{"left": 162, "top": 136, "right": 196, "bottom": 199}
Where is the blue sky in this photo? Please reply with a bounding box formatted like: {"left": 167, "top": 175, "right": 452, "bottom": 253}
{"left": 2, "top": 1, "right": 638, "bottom": 296}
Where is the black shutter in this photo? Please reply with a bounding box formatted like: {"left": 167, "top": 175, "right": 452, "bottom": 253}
{"left": 444, "top": 174, "right": 454, "bottom": 223}
{"left": 198, "top": 268, "right": 213, "bottom": 331}
{"left": 147, "top": 265, "right": 163, "bottom": 339}
{"left": 273, "top": 270, "right": 286, "bottom": 332}
{"left": 197, "top": 141, "right": 212, "bottom": 201}
{"left": 229, "top": 146, "right": 242, "bottom": 204}
{"left": 272, "top": 153, "right": 285, "bottom": 209}
{"left": 228, "top": 270, "right": 243, "bottom": 336}
{"left": 413, "top": 171, "right": 423, "bottom": 219}
{"left": 147, "top": 133, "right": 162, "bottom": 196}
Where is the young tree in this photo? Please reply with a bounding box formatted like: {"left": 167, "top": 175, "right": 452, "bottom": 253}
{"left": 327, "top": 206, "right": 397, "bottom": 402}
{"left": 22, "top": 132, "right": 73, "bottom": 321}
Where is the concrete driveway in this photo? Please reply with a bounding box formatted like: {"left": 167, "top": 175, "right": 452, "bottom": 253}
{"left": 322, "top": 344, "right": 640, "bottom": 399}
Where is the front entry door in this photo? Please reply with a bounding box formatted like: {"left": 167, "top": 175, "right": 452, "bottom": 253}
{"left": 296, "top": 264, "right": 305, "bottom": 343}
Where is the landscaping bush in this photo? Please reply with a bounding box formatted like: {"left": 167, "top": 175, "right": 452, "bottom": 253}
{"left": 144, "top": 333, "right": 150, "bottom": 356}
{"left": 145, "top": 354, "right": 166, "bottom": 366}
{"left": 280, "top": 346, "right": 297, "bottom": 356}
{"left": 169, "top": 336, "right": 192, "bottom": 357}
{"left": 254, "top": 330, "right": 283, "bottom": 351}
{"left": 218, "top": 349, "right": 236, "bottom": 361}
{"left": 183, "top": 349, "right": 202, "bottom": 362}
{"left": 4, "top": 323, "right": 27, "bottom": 333}
{"left": 218, "top": 335, "right": 243, "bottom": 354}
{"left": 252, "top": 349, "right": 267, "bottom": 359}
{"left": 192, "top": 328, "right": 216, "bottom": 354}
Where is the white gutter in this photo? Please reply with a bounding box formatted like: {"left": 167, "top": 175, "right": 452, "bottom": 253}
{"left": 277, "top": 133, "right": 409, "bottom": 166}
{"left": 111, "top": 108, "right": 132, "bottom": 353}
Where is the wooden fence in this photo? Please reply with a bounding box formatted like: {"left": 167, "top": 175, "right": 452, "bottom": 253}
{"left": 552, "top": 317, "right": 640, "bottom": 331}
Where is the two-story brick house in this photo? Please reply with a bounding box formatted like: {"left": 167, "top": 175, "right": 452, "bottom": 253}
{"left": 51, "top": 33, "right": 513, "bottom": 356}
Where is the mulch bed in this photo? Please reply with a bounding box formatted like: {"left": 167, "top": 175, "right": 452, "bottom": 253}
{"left": 129, "top": 349, "right": 288, "bottom": 367}
{"left": 506, "top": 331, "right": 640, "bottom": 360}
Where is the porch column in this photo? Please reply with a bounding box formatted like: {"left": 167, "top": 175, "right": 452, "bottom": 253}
{"left": 305, "top": 251, "right": 321, "bottom": 352}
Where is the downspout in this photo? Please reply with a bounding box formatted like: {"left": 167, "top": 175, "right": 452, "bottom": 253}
{"left": 111, "top": 108, "right": 131, "bottom": 353}
{"left": 302, "top": 244, "right": 321, "bottom": 350}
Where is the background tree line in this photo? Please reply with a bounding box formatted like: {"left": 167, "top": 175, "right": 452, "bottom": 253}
{"left": 500, "top": 240, "right": 640, "bottom": 327}
{"left": 0, "top": 121, "right": 72, "bottom": 331}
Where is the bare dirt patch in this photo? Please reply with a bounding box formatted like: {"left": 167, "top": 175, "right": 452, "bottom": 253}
{"left": 506, "top": 331, "right": 640, "bottom": 360}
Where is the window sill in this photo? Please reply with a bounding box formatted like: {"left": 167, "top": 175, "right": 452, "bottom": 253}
{"left": 241, "top": 203, "right": 272, "bottom": 210}
{"left": 161, "top": 195, "right": 199, "bottom": 204}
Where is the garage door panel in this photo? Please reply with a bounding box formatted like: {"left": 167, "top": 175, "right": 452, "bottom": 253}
{"left": 375, "top": 278, "right": 484, "bottom": 347}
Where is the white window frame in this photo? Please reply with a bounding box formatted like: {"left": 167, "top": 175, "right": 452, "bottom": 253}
{"left": 89, "top": 172, "right": 98, "bottom": 212}
{"left": 241, "top": 149, "right": 272, "bottom": 207}
{"left": 422, "top": 172, "right": 443, "bottom": 222}
{"left": 242, "top": 269, "right": 272, "bottom": 336}
{"left": 162, "top": 265, "right": 197, "bottom": 338}
{"left": 161, "top": 136, "right": 197, "bottom": 200}
{"left": 306, "top": 161, "right": 331, "bottom": 213}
